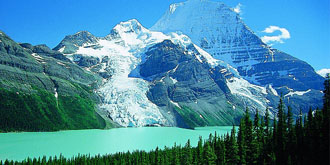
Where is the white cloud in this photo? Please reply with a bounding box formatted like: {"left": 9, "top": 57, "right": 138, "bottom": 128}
{"left": 317, "top": 69, "right": 330, "bottom": 78}
{"left": 261, "top": 26, "right": 290, "bottom": 45}
{"left": 233, "top": 3, "right": 242, "bottom": 14}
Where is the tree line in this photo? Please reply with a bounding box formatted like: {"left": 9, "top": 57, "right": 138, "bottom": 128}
{"left": 1, "top": 76, "right": 329, "bottom": 164}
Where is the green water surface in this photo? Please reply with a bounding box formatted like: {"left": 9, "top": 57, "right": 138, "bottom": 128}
{"left": 0, "top": 126, "right": 233, "bottom": 161}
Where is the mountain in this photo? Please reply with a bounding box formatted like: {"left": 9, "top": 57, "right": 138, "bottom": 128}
{"left": 0, "top": 31, "right": 111, "bottom": 132}
{"left": 52, "top": 16, "right": 316, "bottom": 128}
{"left": 0, "top": 0, "right": 325, "bottom": 130}
{"left": 51, "top": 0, "right": 324, "bottom": 128}
{"left": 54, "top": 19, "right": 259, "bottom": 127}
{"left": 152, "top": 0, "right": 324, "bottom": 113}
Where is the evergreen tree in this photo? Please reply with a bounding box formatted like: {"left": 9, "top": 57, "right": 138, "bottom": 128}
{"left": 238, "top": 114, "right": 247, "bottom": 164}
{"left": 197, "top": 136, "right": 203, "bottom": 163}
{"left": 203, "top": 141, "right": 217, "bottom": 165}
{"left": 321, "top": 74, "right": 330, "bottom": 165}
{"left": 275, "top": 96, "right": 287, "bottom": 164}
{"left": 183, "top": 139, "right": 193, "bottom": 165}
{"left": 286, "top": 106, "right": 296, "bottom": 164}
{"left": 264, "top": 107, "right": 270, "bottom": 137}
{"left": 243, "top": 107, "right": 257, "bottom": 164}
{"left": 226, "top": 125, "right": 239, "bottom": 164}
{"left": 254, "top": 109, "right": 263, "bottom": 157}
{"left": 155, "top": 147, "right": 161, "bottom": 165}
{"left": 295, "top": 109, "right": 304, "bottom": 164}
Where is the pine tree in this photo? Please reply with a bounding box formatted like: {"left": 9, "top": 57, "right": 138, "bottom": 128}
{"left": 286, "top": 106, "right": 296, "bottom": 164}
{"left": 321, "top": 74, "right": 330, "bottom": 165}
{"left": 238, "top": 113, "right": 247, "bottom": 164}
{"left": 254, "top": 109, "right": 263, "bottom": 153}
{"left": 305, "top": 107, "right": 315, "bottom": 164}
{"left": 294, "top": 109, "right": 304, "bottom": 164}
{"left": 264, "top": 107, "right": 270, "bottom": 137}
{"left": 155, "top": 147, "right": 161, "bottom": 165}
{"left": 197, "top": 136, "right": 203, "bottom": 163}
{"left": 183, "top": 139, "right": 193, "bottom": 165}
{"left": 276, "top": 96, "right": 287, "bottom": 164}
{"left": 203, "top": 141, "right": 217, "bottom": 165}
{"left": 242, "top": 107, "right": 257, "bottom": 164}
{"left": 226, "top": 125, "right": 239, "bottom": 164}
{"left": 215, "top": 135, "right": 226, "bottom": 164}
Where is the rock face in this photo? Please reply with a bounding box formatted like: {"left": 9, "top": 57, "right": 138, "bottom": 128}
{"left": 53, "top": 31, "right": 99, "bottom": 54}
{"left": 0, "top": 31, "right": 107, "bottom": 132}
{"left": 141, "top": 40, "right": 243, "bottom": 127}
{"left": 151, "top": 0, "right": 324, "bottom": 113}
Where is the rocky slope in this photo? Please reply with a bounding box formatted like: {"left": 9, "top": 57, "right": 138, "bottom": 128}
{"left": 0, "top": 31, "right": 109, "bottom": 132}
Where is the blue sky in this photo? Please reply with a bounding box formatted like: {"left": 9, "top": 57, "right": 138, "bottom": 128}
{"left": 0, "top": 0, "right": 329, "bottom": 70}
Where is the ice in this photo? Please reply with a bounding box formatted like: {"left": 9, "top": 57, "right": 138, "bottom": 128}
{"left": 226, "top": 77, "right": 269, "bottom": 111}
{"left": 58, "top": 46, "right": 65, "bottom": 53}
{"left": 57, "top": 62, "right": 66, "bottom": 66}
{"left": 268, "top": 84, "right": 279, "bottom": 96}
{"left": 170, "top": 100, "right": 181, "bottom": 109}
{"left": 284, "top": 89, "right": 311, "bottom": 97}
{"left": 170, "top": 77, "right": 178, "bottom": 84}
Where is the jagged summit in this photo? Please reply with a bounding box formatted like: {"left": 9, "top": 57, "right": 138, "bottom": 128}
{"left": 151, "top": 0, "right": 266, "bottom": 66}
{"left": 53, "top": 30, "right": 98, "bottom": 54}
{"left": 151, "top": 0, "right": 240, "bottom": 35}
{"left": 104, "top": 19, "right": 150, "bottom": 42}
{"left": 113, "top": 19, "right": 144, "bottom": 33}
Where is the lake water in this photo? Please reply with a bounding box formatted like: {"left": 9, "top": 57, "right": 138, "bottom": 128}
{"left": 0, "top": 126, "right": 234, "bottom": 161}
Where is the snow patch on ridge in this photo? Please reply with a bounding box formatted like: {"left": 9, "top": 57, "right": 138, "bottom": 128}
{"left": 269, "top": 85, "right": 278, "bottom": 96}
{"left": 226, "top": 77, "right": 268, "bottom": 111}
{"left": 170, "top": 100, "right": 181, "bottom": 109}
{"left": 317, "top": 69, "right": 330, "bottom": 78}
{"left": 284, "top": 89, "right": 311, "bottom": 97}
{"left": 58, "top": 46, "right": 65, "bottom": 53}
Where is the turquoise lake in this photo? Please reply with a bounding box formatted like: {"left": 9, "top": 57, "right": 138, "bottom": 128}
{"left": 0, "top": 126, "right": 234, "bottom": 161}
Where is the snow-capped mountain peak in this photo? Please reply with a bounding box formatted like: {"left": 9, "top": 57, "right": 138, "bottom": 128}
{"left": 151, "top": 0, "right": 270, "bottom": 69}
{"left": 152, "top": 0, "right": 324, "bottom": 92}
{"left": 112, "top": 19, "right": 144, "bottom": 34}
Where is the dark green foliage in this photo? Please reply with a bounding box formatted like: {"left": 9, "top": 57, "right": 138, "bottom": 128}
{"left": 0, "top": 87, "right": 105, "bottom": 132}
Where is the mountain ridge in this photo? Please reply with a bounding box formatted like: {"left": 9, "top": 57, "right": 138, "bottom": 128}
{"left": 151, "top": 0, "right": 324, "bottom": 91}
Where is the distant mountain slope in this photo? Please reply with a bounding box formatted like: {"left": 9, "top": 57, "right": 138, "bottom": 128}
{"left": 0, "top": 31, "right": 109, "bottom": 132}
{"left": 151, "top": 0, "right": 324, "bottom": 90}
{"left": 151, "top": 0, "right": 324, "bottom": 113}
